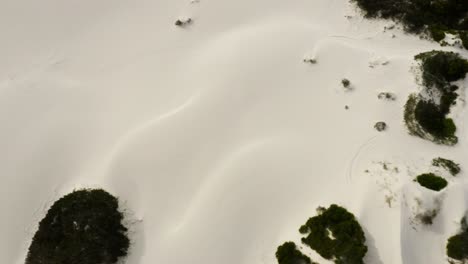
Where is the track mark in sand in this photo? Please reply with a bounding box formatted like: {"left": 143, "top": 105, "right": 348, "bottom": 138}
{"left": 328, "top": 35, "right": 367, "bottom": 41}
{"left": 347, "top": 135, "right": 379, "bottom": 183}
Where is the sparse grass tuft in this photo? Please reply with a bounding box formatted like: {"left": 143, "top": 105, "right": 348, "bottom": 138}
{"left": 432, "top": 157, "right": 461, "bottom": 176}
{"left": 416, "top": 209, "right": 439, "bottom": 225}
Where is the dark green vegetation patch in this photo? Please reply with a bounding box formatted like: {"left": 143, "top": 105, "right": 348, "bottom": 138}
{"left": 415, "top": 173, "right": 448, "bottom": 191}
{"left": 413, "top": 99, "right": 457, "bottom": 143}
{"left": 351, "top": 0, "right": 468, "bottom": 48}
{"left": 447, "top": 216, "right": 468, "bottom": 261}
{"left": 415, "top": 51, "right": 468, "bottom": 94}
{"left": 404, "top": 51, "right": 468, "bottom": 145}
{"left": 26, "top": 189, "right": 129, "bottom": 264}
{"left": 299, "top": 205, "right": 367, "bottom": 264}
{"left": 432, "top": 157, "right": 461, "bottom": 176}
{"left": 276, "top": 242, "right": 316, "bottom": 264}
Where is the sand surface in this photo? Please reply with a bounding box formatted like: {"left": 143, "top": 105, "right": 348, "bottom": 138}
{"left": 1, "top": 0, "right": 468, "bottom": 263}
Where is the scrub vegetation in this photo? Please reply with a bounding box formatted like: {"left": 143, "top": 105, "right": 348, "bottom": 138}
{"left": 432, "top": 157, "right": 460, "bottom": 176}
{"left": 299, "top": 205, "right": 367, "bottom": 264}
{"left": 415, "top": 173, "right": 448, "bottom": 191}
{"left": 351, "top": 0, "right": 468, "bottom": 48}
{"left": 447, "top": 217, "right": 468, "bottom": 261}
{"left": 25, "top": 189, "right": 129, "bottom": 264}
{"left": 404, "top": 51, "right": 468, "bottom": 145}
{"left": 276, "top": 242, "right": 316, "bottom": 264}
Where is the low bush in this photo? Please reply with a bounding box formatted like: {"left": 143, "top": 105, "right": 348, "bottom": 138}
{"left": 299, "top": 204, "right": 367, "bottom": 264}
{"left": 351, "top": 0, "right": 468, "bottom": 48}
{"left": 414, "top": 100, "right": 456, "bottom": 140}
{"left": 25, "top": 189, "right": 129, "bottom": 264}
{"left": 432, "top": 157, "right": 461, "bottom": 176}
{"left": 415, "top": 173, "right": 448, "bottom": 191}
{"left": 404, "top": 94, "right": 457, "bottom": 145}
{"left": 342, "top": 79, "right": 351, "bottom": 88}
{"left": 461, "top": 32, "right": 468, "bottom": 49}
{"left": 447, "top": 217, "right": 468, "bottom": 261}
{"left": 403, "top": 51, "right": 467, "bottom": 145}
{"left": 276, "top": 242, "right": 315, "bottom": 264}
{"left": 415, "top": 51, "right": 468, "bottom": 92}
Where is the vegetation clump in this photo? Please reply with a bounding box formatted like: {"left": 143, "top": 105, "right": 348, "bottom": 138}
{"left": 404, "top": 51, "right": 468, "bottom": 145}
{"left": 432, "top": 157, "right": 461, "bottom": 176}
{"left": 447, "top": 216, "right": 468, "bottom": 261}
{"left": 304, "top": 58, "right": 317, "bottom": 64}
{"left": 461, "top": 32, "right": 468, "bottom": 49}
{"left": 404, "top": 94, "right": 456, "bottom": 144}
{"left": 341, "top": 79, "right": 351, "bottom": 88}
{"left": 175, "top": 18, "right": 192, "bottom": 27}
{"left": 26, "top": 189, "right": 129, "bottom": 264}
{"left": 413, "top": 99, "right": 456, "bottom": 141}
{"left": 415, "top": 173, "right": 448, "bottom": 191}
{"left": 416, "top": 209, "right": 439, "bottom": 225}
{"left": 299, "top": 204, "right": 367, "bottom": 264}
{"left": 276, "top": 242, "right": 316, "bottom": 264}
{"left": 374, "top": 121, "right": 387, "bottom": 131}
{"left": 377, "top": 92, "right": 396, "bottom": 101}
{"left": 351, "top": 0, "right": 468, "bottom": 48}
{"left": 415, "top": 51, "right": 468, "bottom": 93}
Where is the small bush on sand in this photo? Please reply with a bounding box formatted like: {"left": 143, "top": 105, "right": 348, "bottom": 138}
{"left": 415, "top": 173, "right": 448, "bottom": 191}
{"left": 175, "top": 18, "right": 192, "bottom": 27}
{"left": 414, "top": 100, "right": 456, "bottom": 140}
{"left": 403, "top": 94, "right": 457, "bottom": 145}
{"left": 447, "top": 217, "right": 468, "bottom": 261}
{"left": 299, "top": 204, "right": 367, "bottom": 264}
{"left": 276, "top": 242, "right": 316, "bottom": 264}
{"left": 342, "top": 79, "right": 351, "bottom": 88}
{"left": 26, "top": 189, "right": 129, "bottom": 264}
{"left": 432, "top": 157, "right": 461, "bottom": 176}
{"left": 403, "top": 51, "right": 468, "bottom": 145}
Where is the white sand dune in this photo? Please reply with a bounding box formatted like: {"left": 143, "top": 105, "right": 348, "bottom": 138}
{"left": 1, "top": 0, "right": 468, "bottom": 263}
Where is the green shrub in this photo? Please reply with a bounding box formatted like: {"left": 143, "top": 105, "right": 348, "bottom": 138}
{"left": 26, "top": 189, "right": 129, "bottom": 264}
{"left": 402, "top": 51, "right": 468, "bottom": 145}
{"left": 403, "top": 94, "right": 457, "bottom": 145}
{"left": 447, "top": 233, "right": 468, "bottom": 260}
{"left": 439, "top": 88, "right": 458, "bottom": 115}
{"left": 461, "top": 32, "right": 468, "bottom": 49}
{"left": 414, "top": 100, "right": 456, "bottom": 140}
{"left": 429, "top": 26, "right": 446, "bottom": 42}
{"left": 351, "top": 0, "right": 468, "bottom": 49}
{"left": 342, "top": 79, "right": 351, "bottom": 88}
{"left": 447, "top": 217, "right": 468, "bottom": 261}
{"left": 415, "top": 173, "right": 448, "bottom": 191}
{"left": 276, "top": 242, "right": 315, "bottom": 264}
{"left": 432, "top": 157, "right": 461, "bottom": 176}
{"left": 415, "top": 51, "right": 468, "bottom": 91}
{"left": 299, "top": 204, "right": 367, "bottom": 264}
